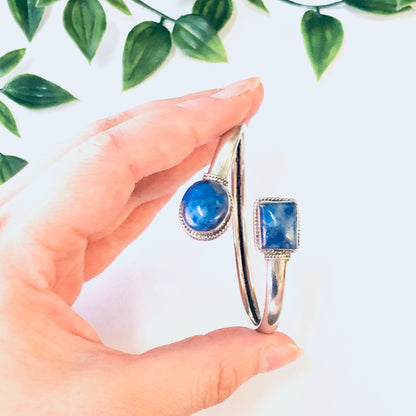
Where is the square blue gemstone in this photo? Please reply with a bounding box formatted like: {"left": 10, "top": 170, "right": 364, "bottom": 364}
{"left": 259, "top": 201, "right": 298, "bottom": 250}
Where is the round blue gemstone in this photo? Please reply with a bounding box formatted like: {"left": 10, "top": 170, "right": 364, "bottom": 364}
{"left": 181, "top": 180, "right": 229, "bottom": 232}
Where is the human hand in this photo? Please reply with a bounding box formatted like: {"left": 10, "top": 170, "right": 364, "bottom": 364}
{"left": 0, "top": 78, "right": 302, "bottom": 415}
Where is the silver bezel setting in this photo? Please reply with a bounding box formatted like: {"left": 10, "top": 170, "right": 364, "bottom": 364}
{"left": 202, "top": 173, "right": 228, "bottom": 187}
{"left": 179, "top": 178, "right": 233, "bottom": 241}
{"left": 254, "top": 197, "right": 300, "bottom": 258}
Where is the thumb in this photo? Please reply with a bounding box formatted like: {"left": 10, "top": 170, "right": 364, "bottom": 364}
{"left": 100, "top": 327, "right": 302, "bottom": 415}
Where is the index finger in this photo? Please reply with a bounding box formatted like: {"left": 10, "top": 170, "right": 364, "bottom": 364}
{"left": 0, "top": 87, "right": 226, "bottom": 206}
{"left": 5, "top": 78, "right": 264, "bottom": 247}
{"left": 80, "top": 77, "right": 263, "bottom": 181}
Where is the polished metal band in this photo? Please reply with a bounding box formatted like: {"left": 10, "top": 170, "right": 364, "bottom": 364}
{"left": 207, "top": 125, "right": 291, "bottom": 333}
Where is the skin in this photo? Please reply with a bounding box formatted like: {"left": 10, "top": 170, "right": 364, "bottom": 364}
{"left": 0, "top": 78, "right": 302, "bottom": 416}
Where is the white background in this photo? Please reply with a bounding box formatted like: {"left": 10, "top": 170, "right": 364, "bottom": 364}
{"left": 1, "top": 1, "right": 416, "bottom": 415}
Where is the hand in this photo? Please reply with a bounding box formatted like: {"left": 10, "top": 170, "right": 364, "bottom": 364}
{"left": 0, "top": 78, "right": 302, "bottom": 416}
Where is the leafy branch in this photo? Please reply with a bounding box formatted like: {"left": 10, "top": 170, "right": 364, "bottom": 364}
{"left": 1, "top": 0, "right": 415, "bottom": 183}
{"left": 5, "top": 0, "right": 416, "bottom": 95}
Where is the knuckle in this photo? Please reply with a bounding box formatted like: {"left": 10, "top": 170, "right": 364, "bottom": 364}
{"left": 88, "top": 114, "right": 127, "bottom": 134}
{"left": 87, "top": 118, "right": 111, "bottom": 134}
{"left": 153, "top": 108, "right": 200, "bottom": 163}
{"left": 78, "top": 131, "right": 120, "bottom": 158}
{"left": 78, "top": 131, "right": 138, "bottom": 182}
{"left": 198, "top": 359, "right": 240, "bottom": 409}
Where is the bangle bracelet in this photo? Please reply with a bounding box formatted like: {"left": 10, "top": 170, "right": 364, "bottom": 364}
{"left": 179, "top": 125, "right": 299, "bottom": 333}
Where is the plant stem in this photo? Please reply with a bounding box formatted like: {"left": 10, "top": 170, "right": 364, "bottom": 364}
{"left": 279, "top": 0, "right": 344, "bottom": 9}
{"left": 130, "top": 1, "right": 177, "bottom": 23}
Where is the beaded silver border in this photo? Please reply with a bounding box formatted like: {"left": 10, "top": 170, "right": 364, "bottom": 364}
{"left": 202, "top": 173, "right": 228, "bottom": 187}
{"left": 254, "top": 197, "right": 300, "bottom": 258}
{"left": 179, "top": 178, "right": 234, "bottom": 241}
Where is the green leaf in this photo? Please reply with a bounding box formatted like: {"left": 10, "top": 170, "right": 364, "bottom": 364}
{"left": 192, "top": 0, "right": 233, "bottom": 32}
{"left": 1, "top": 74, "right": 78, "bottom": 109}
{"left": 247, "top": 0, "right": 269, "bottom": 12}
{"left": 397, "top": 0, "right": 416, "bottom": 8}
{"left": 0, "top": 101, "right": 20, "bottom": 137}
{"left": 301, "top": 10, "right": 343, "bottom": 80}
{"left": 36, "top": 0, "right": 61, "bottom": 6}
{"left": 63, "top": 0, "right": 107, "bottom": 62}
{"left": 103, "top": 0, "right": 131, "bottom": 15}
{"left": 7, "top": 0, "right": 45, "bottom": 41}
{"left": 0, "top": 49, "right": 26, "bottom": 78}
{"left": 172, "top": 14, "right": 227, "bottom": 63}
{"left": 122, "top": 22, "right": 171, "bottom": 91}
{"left": 0, "top": 153, "right": 28, "bottom": 184}
{"left": 345, "top": 0, "right": 415, "bottom": 14}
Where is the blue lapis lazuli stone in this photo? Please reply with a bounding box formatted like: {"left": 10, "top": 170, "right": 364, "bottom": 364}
{"left": 181, "top": 180, "right": 229, "bottom": 232}
{"left": 259, "top": 201, "right": 298, "bottom": 250}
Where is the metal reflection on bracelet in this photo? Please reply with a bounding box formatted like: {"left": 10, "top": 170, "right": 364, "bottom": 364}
{"left": 179, "top": 125, "right": 299, "bottom": 334}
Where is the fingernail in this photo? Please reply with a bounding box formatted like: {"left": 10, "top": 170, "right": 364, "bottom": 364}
{"left": 211, "top": 77, "right": 261, "bottom": 99}
{"left": 259, "top": 342, "right": 303, "bottom": 373}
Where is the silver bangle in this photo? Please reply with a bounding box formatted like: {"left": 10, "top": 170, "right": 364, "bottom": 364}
{"left": 179, "top": 125, "right": 299, "bottom": 333}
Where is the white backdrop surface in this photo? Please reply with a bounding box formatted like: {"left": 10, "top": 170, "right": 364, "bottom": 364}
{"left": 1, "top": 1, "right": 416, "bottom": 415}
